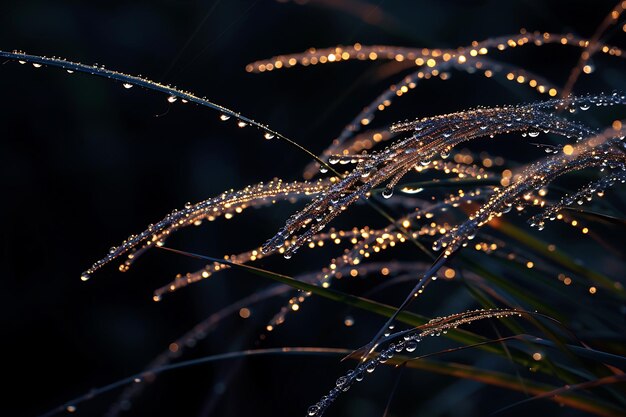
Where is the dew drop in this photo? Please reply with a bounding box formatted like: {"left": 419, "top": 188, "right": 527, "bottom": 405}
{"left": 167, "top": 96, "right": 177, "bottom": 103}
{"left": 382, "top": 188, "right": 394, "bottom": 199}
{"left": 123, "top": 83, "right": 133, "bottom": 89}
{"left": 406, "top": 340, "right": 418, "bottom": 352}
{"left": 32, "top": 63, "right": 42, "bottom": 68}
{"left": 237, "top": 121, "right": 247, "bottom": 128}
{"left": 264, "top": 132, "right": 275, "bottom": 140}
{"left": 219, "top": 114, "right": 231, "bottom": 121}
{"left": 80, "top": 273, "right": 90, "bottom": 282}
{"left": 307, "top": 405, "right": 320, "bottom": 416}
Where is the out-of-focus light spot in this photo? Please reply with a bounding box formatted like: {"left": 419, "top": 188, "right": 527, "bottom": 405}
{"left": 563, "top": 145, "right": 574, "bottom": 155}
{"left": 239, "top": 308, "right": 251, "bottom": 318}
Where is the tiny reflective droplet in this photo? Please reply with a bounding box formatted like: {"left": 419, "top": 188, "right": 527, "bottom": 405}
{"left": 123, "top": 83, "right": 133, "bottom": 89}
{"left": 237, "top": 121, "right": 247, "bottom": 128}
{"left": 219, "top": 114, "right": 231, "bottom": 121}
{"left": 80, "top": 273, "right": 90, "bottom": 282}
{"left": 406, "top": 340, "right": 418, "bottom": 352}
{"left": 264, "top": 132, "right": 275, "bottom": 140}
{"left": 308, "top": 405, "right": 320, "bottom": 416}
{"left": 167, "top": 96, "right": 177, "bottom": 103}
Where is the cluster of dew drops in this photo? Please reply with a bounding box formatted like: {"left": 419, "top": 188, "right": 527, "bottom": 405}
{"left": 307, "top": 309, "right": 522, "bottom": 416}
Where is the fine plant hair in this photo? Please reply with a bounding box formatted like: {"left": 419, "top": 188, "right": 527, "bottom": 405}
{"left": 2, "top": 2, "right": 626, "bottom": 416}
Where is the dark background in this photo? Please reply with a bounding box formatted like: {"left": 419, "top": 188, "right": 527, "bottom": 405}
{"left": 1, "top": 1, "right": 624, "bottom": 416}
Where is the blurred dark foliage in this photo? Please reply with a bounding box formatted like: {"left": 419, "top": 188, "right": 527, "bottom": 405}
{"left": 1, "top": 1, "right": 624, "bottom": 416}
